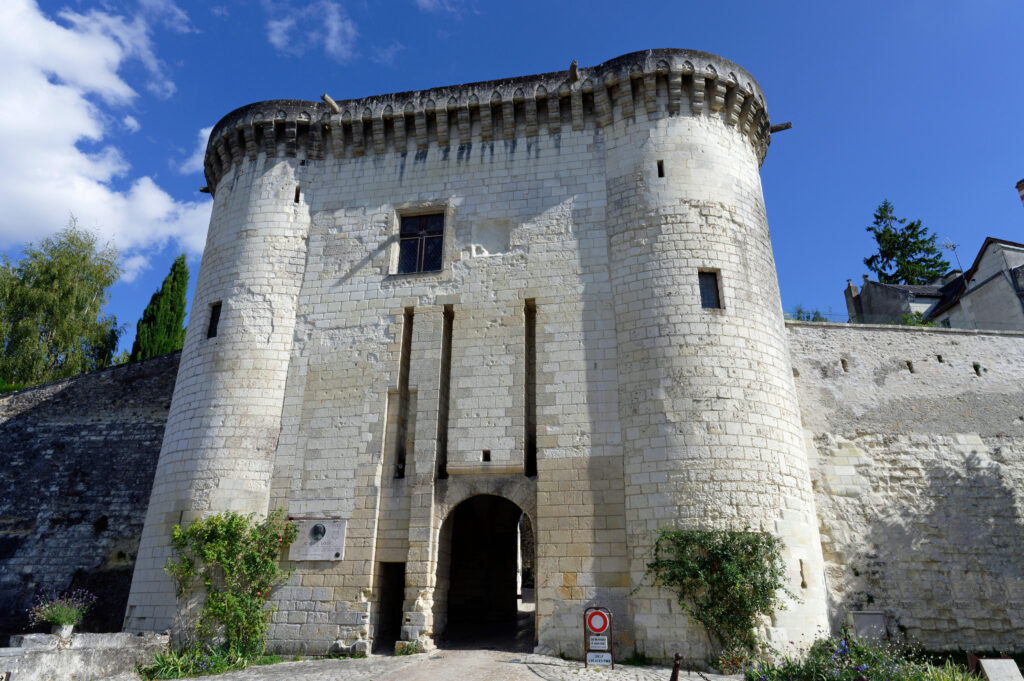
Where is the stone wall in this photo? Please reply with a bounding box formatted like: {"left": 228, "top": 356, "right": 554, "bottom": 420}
{"left": 124, "top": 48, "right": 824, "bottom": 660}
{"left": 0, "top": 353, "right": 178, "bottom": 644}
{"left": 788, "top": 322, "right": 1024, "bottom": 651}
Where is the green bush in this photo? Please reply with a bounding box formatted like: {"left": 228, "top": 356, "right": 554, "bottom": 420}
{"left": 139, "top": 646, "right": 284, "bottom": 679}
{"left": 645, "top": 528, "right": 791, "bottom": 652}
{"left": 164, "top": 509, "right": 297, "bottom": 662}
{"left": 745, "top": 632, "right": 977, "bottom": 681}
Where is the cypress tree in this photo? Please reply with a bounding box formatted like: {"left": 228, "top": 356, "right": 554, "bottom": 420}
{"left": 130, "top": 254, "right": 188, "bottom": 361}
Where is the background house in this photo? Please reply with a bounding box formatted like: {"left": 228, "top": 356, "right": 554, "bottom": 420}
{"left": 845, "top": 237, "right": 1024, "bottom": 331}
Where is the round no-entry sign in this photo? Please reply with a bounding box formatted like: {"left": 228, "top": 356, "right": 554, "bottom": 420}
{"left": 587, "top": 610, "right": 609, "bottom": 634}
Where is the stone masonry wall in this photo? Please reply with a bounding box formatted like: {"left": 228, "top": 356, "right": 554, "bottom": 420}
{"left": 788, "top": 322, "right": 1024, "bottom": 651}
{"left": 126, "top": 48, "right": 814, "bottom": 659}
{"left": 0, "top": 353, "right": 178, "bottom": 644}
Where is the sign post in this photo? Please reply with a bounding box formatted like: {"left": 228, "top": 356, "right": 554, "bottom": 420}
{"left": 583, "top": 606, "right": 613, "bottom": 668}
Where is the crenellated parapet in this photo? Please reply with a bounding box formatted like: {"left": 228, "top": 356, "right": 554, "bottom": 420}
{"left": 203, "top": 48, "right": 772, "bottom": 193}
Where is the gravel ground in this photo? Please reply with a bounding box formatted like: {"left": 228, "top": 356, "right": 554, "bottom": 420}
{"left": 112, "top": 649, "right": 739, "bottom": 681}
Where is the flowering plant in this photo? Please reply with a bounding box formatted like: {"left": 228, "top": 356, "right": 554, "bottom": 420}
{"left": 28, "top": 588, "right": 97, "bottom": 627}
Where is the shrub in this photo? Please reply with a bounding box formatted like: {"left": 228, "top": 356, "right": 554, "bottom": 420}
{"left": 395, "top": 640, "right": 422, "bottom": 655}
{"left": 140, "top": 646, "right": 234, "bottom": 679}
{"left": 27, "top": 588, "right": 97, "bottom": 627}
{"left": 138, "top": 645, "right": 285, "bottom": 679}
{"left": 164, "top": 509, "right": 297, "bottom": 661}
{"left": 645, "top": 528, "right": 790, "bottom": 652}
{"left": 744, "top": 632, "right": 976, "bottom": 681}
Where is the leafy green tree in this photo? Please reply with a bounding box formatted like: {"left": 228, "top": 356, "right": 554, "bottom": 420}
{"left": 0, "top": 219, "right": 121, "bottom": 387}
{"left": 788, "top": 305, "right": 827, "bottom": 322}
{"left": 900, "top": 311, "right": 937, "bottom": 327}
{"left": 864, "top": 200, "right": 949, "bottom": 285}
{"left": 130, "top": 254, "right": 188, "bottom": 361}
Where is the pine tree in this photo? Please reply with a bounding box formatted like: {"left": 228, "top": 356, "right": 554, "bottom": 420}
{"left": 130, "top": 254, "right": 188, "bottom": 361}
{"left": 863, "top": 200, "right": 950, "bottom": 285}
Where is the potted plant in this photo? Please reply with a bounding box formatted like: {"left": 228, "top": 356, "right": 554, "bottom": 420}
{"left": 28, "top": 588, "right": 97, "bottom": 638}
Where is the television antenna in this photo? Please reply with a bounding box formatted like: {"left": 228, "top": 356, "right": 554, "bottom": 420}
{"left": 941, "top": 238, "right": 966, "bottom": 289}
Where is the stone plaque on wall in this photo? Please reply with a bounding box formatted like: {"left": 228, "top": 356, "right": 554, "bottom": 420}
{"left": 288, "top": 519, "right": 346, "bottom": 561}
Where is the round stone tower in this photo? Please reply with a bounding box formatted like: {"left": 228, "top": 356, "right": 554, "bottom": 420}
{"left": 123, "top": 50, "right": 827, "bottom": 658}
{"left": 124, "top": 112, "right": 311, "bottom": 632}
{"left": 602, "top": 53, "right": 829, "bottom": 658}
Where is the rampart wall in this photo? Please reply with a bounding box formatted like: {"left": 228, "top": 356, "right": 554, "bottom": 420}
{"left": 788, "top": 322, "right": 1024, "bottom": 650}
{"left": 0, "top": 353, "right": 179, "bottom": 644}
{"left": 2, "top": 320, "right": 1023, "bottom": 652}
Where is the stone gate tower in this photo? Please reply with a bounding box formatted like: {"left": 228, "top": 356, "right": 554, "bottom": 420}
{"left": 125, "top": 48, "right": 829, "bottom": 660}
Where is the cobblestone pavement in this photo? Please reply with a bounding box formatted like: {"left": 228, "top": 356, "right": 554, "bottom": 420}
{"left": 142, "top": 649, "right": 738, "bottom": 681}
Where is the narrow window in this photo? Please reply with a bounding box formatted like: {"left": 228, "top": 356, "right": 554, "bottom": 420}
{"left": 395, "top": 308, "right": 414, "bottom": 478}
{"left": 294, "top": 186, "right": 301, "bottom": 203}
{"left": 841, "top": 358, "right": 849, "bottom": 373}
{"left": 906, "top": 360, "right": 915, "bottom": 374}
{"left": 657, "top": 160, "right": 665, "bottom": 177}
{"left": 436, "top": 305, "right": 454, "bottom": 479}
{"left": 524, "top": 299, "right": 537, "bottom": 478}
{"left": 207, "top": 302, "right": 222, "bottom": 338}
{"left": 398, "top": 213, "right": 444, "bottom": 274}
{"left": 482, "top": 450, "right": 491, "bottom": 462}
{"left": 698, "top": 271, "right": 721, "bottom": 309}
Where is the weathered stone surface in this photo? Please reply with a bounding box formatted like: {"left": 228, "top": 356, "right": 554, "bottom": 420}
{"left": 789, "top": 322, "right": 1024, "bottom": 650}
{"left": 0, "top": 353, "right": 178, "bottom": 643}
{"left": 125, "top": 48, "right": 823, "bottom": 661}
{"left": 0, "top": 631, "right": 167, "bottom": 681}
{"left": 980, "top": 659, "right": 1024, "bottom": 681}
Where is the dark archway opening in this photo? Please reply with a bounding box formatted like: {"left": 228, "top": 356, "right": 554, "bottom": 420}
{"left": 372, "top": 562, "right": 406, "bottom": 654}
{"left": 435, "top": 495, "right": 535, "bottom": 651}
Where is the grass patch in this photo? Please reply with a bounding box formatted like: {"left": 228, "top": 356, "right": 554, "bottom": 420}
{"left": 139, "top": 646, "right": 287, "bottom": 679}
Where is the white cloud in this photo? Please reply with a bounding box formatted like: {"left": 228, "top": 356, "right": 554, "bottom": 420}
{"left": 264, "top": 1, "right": 358, "bottom": 62}
{"left": 371, "top": 40, "right": 404, "bottom": 67}
{"left": 266, "top": 16, "right": 295, "bottom": 51}
{"left": 59, "top": 6, "right": 177, "bottom": 99}
{"left": 123, "top": 115, "right": 141, "bottom": 133}
{"left": 121, "top": 254, "right": 150, "bottom": 282}
{"left": 321, "top": 2, "right": 357, "bottom": 61}
{"left": 210, "top": 6, "right": 230, "bottom": 18}
{"left": 179, "top": 126, "right": 214, "bottom": 175}
{"left": 415, "top": 0, "right": 463, "bottom": 13}
{"left": 0, "top": 0, "right": 210, "bottom": 274}
{"left": 139, "top": 0, "right": 196, "bottom": 34}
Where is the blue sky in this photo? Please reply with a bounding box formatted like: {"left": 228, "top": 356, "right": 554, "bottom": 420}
{"left": 2, "top": 0, "right": 1022, "bottom": 351}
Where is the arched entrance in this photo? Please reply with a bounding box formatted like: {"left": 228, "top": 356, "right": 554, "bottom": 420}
{"left": 434, "top": 495, "right": 535, "bottom": 651}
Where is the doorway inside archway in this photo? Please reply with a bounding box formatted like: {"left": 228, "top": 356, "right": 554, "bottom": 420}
{"left": 434, "top": 495, "right": 535, "bottom": 651}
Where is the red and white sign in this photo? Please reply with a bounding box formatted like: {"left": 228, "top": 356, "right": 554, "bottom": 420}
{"left": 586, "top": 610, "right": 609, "bottom": 634}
